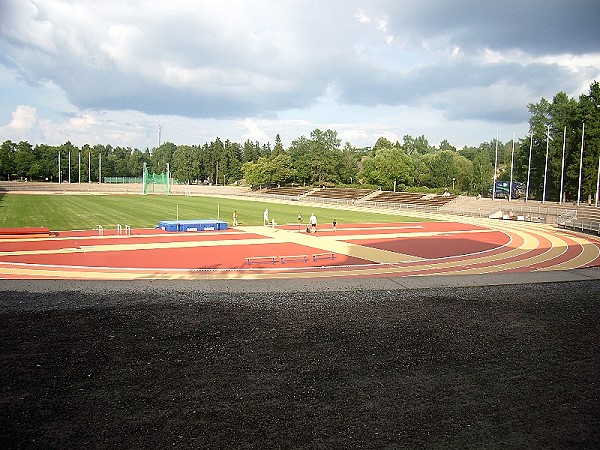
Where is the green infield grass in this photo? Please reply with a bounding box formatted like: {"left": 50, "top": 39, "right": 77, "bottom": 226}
{"left": 0, "top": 193, "right": 432, "bottom": 231}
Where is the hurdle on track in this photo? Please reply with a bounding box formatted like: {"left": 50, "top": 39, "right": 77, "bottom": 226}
{"left": 116, "top": 224, "right": 132, "bottom": 236}
{"left": 247, "top": 254, "right": 335, "bottom": 265}
{"left": 280, "top": 255, "right": 308, "bottom": 264}
{"left": 312, "top": 252, "right": 336, "bottom": 262}
{"left": 97, "top": 225, "right": 104, "bottom": 236}
{"left": 246, "top": 256, "right": 278, "bottom": 266}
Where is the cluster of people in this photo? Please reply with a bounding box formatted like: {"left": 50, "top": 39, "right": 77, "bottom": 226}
{"left": 302, "top": 211, "right": 337, "bottom": 233}
{"left": 230, "top": 208, "right": 337, "bottom": 232}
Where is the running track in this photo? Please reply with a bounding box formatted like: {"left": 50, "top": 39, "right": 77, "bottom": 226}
{"left": 1, "top": 219, "right": 599, "bottom": 280}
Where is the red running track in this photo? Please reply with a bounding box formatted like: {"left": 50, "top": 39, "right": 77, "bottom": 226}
{"left": 0, "top": 221, "right": 599, "bottom": 280}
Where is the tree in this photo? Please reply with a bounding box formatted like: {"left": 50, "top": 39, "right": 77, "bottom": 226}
{"left": 471, "top": 150, "right": 493, "bottom": 195}
{"left": 288, "top": 135, "right": 312, "bottom": 185}
{"left": 307, "top": 129, "right": 341, "bottom": 184}
{"left": 273, "top": 134, "right": 284, "bottom": 156}
{"left": 151, "top": 142, "right": 176, "bottom": 174}
{"left": 439, "top": 139, "right": 456, "bottom": 152}
{"left": 287, "top": 129, "right": 342, "bottom": 185}
{"left": 453, "top": 154, "right": 473, "bottom": 192}
{"left": 128, "top": 148, "right": 147, "bottom": 179}
{"left": 361, "top": 146, "right": 413, "bottom": 190}
{"left": 577, "top": 81, "right": 600, "bottom": 202}
{"left": 242, "top": 154, "right": 294, "bottom": 186}
{"left": 337, "top": 142, "right": 360, "bottom": 184}
{"left": 13, "top": 141, "right": 35, "bottom": 179}
{"left": 403, "top": 134, "right": 432, "bottom": 155}
{"left": 221, "top": 140, "right": 243, "bottom": 184}
{"left": 171, "top": 145, "right": 198, "bottom": 184}
{"left": 34, "top": 144, "right": 60, "bottom": 181}
{"left": 243, "top": 140, "right": 260, "bottom": 163}
{"left": 0, "top": 140, "right": 16, "bottom": 180}
{"left": 429, "top": 151, "right": 456, "bottom": 189}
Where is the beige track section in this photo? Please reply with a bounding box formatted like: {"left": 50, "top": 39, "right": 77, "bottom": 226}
{"left": 238, "top": 226, "right": 424, "bottom": 263}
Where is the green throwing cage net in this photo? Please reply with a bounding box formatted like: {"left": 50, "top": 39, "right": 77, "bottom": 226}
{"left": 142, "top": 163, "right": 171, "bottom": 195}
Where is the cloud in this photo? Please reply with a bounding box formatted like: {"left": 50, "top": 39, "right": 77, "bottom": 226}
{"left": 242, "top": 119, "right": 270, "bottom": 144}
{"left": 0, "top": 105, "right": 43, "bottom": 142}
{"left": 8, "top": 105, "right": 38, "bottom": 132}
{"left": 0, "top": 0, "right": 599, "bottom": 150}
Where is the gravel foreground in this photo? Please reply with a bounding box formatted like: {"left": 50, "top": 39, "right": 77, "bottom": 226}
{"left": 1, "top": 280, "right": 599, "bottom": 449}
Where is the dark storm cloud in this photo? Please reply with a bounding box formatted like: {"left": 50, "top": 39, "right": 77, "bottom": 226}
{"left": 384, "top": 0, "right": 600, "bottom": 55}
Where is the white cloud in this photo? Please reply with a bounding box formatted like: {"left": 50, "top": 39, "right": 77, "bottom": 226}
{"left": 8, "top": 105, "right": 39, "bottom": 132}
{"left": 355, "top": 9, "right": 371, "bottom": 24}
{"left": 0, "top": 0, "right": 599, "bottom": 150}
{"left": 0, "top": 105, "right": 43, "bottom": 142}
{"left": 242, "top": 119, "right": 270, "bottom": 144}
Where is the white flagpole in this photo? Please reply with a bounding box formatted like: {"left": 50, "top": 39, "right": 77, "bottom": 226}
{"left": 509, "top": 132, "right": 515, "bottom": 202}
{"left": 559, "top": 126, "right": 566, "bottom": 205}
{"left": 526, "top": 131, "right": 532, "bottom": 203}
{"left": 88, "top": 151, "right": 91, "bottom": 183}
{"left": 167, "top": 162, "right": 171, "bottom": 195}
{"left": 543, "top": 126, "right": 550, "bottom": 204}
{"left": 577, "top": 122, "right": 585, "bottom": 206}
{"left": 595, "top": 153, "right": 600, "bottom": 208}
{"left": 142, "top": 162, "right": 146, "bottom": 194}
{"left": 58, "top": 152, "right": 61, "bottom": 184}
{"left": 493, "top": 134, "right": 498, "bottom": 200}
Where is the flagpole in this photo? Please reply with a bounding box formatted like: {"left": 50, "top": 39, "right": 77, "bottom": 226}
{"left": 493, "top": 134, "right": 498, "bottom": 200}
{"left": 559, "top": 126, "right": 566, "bottom": 205}
{"left": 595, "top": 153, "right": 600, "bottom": 208}
{"left": 508, "top": 131, "right": 515, "bottom": 202}
{"left": 526, "top": 131, "right": 532, "bottom": 203}
{"left": 577, "top": 122, "right": 585, "bottom": 206}
{"left": 542, "top": 126, "right": 550, "bottom": 204}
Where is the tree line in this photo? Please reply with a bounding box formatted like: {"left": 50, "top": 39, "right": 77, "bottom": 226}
{"left": 1, "top": 81, "right": 598, "bottom": 201}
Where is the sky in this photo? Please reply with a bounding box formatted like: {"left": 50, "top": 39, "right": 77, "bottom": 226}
{"left": 1, "top": 0, "right": 599, "bottom": 151}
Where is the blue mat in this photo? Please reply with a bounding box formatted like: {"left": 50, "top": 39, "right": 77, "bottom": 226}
{"left": 157, "top": 219, "right": 228, "bottom": 232}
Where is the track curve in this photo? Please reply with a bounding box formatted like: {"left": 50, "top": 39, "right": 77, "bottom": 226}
{"left": 0, "top": 218, "right": 599, "bottom": 280}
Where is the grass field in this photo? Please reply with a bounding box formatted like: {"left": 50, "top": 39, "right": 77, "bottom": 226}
{"left": 0, "top": 193, "right": 431, "bottom": 231}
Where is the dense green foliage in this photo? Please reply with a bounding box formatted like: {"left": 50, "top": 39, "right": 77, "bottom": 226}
{"left": 0, "top": 194, "right": 429, "bottom": 230}
{"left": 1, "top": 82, "right": 598, "bottom": 201}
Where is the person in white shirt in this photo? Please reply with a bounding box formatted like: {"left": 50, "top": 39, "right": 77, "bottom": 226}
{"left": 309, "top": 213, "right": 317, "bottom": 233}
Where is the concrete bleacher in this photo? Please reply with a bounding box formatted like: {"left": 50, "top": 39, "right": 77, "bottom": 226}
{"left": 262, "top": 186, "right": 312, "bottom": 197}
{"left": 305, "top": 188, "right": 374, "bottom": 201}
{"left": 367, "top": 191, "right": 456, "bottom": 208}
{"left": 557, "top": 203, "right": 600, "bottom": 233}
